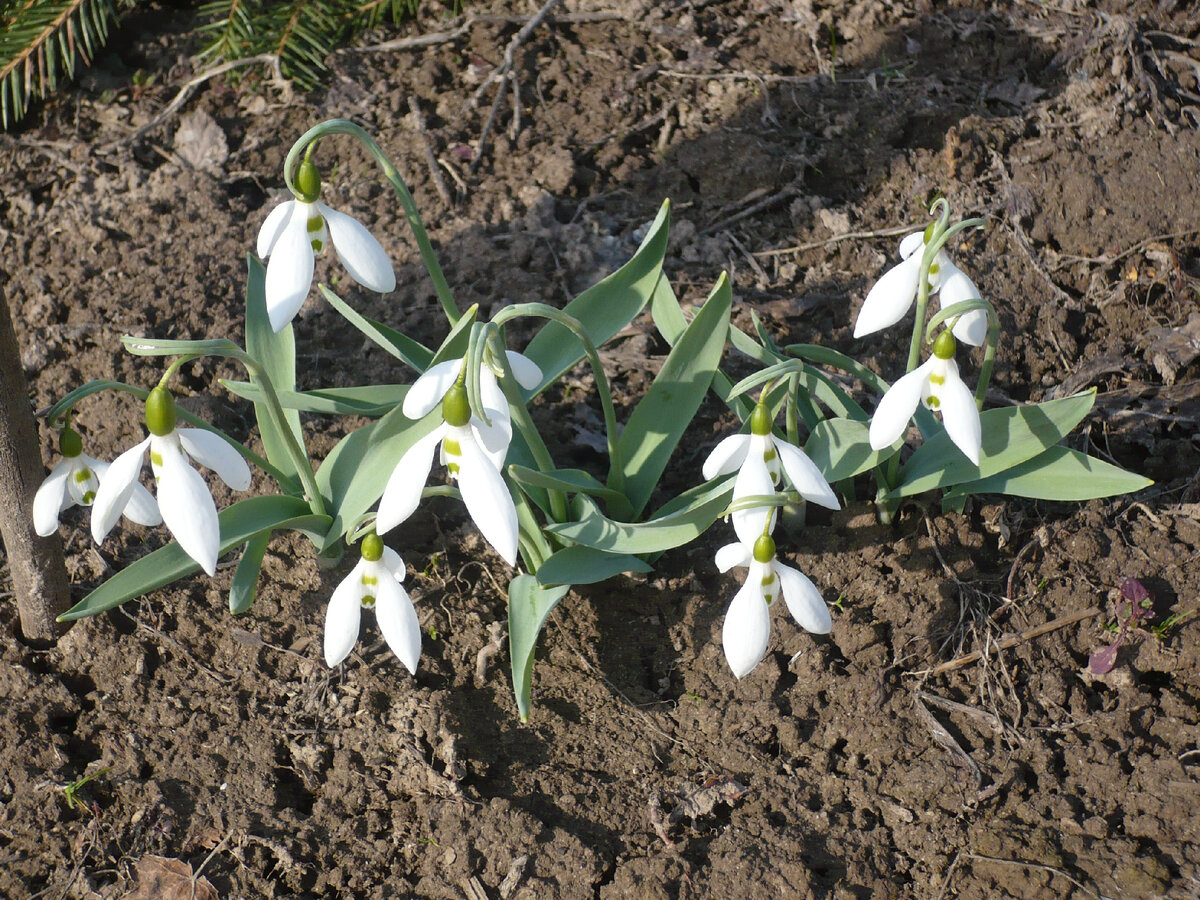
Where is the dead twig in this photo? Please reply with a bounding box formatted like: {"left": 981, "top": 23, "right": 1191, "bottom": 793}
{"left": 914, "top": 692, "right": 983, "bottom": 791}
{"left": 913, "top": 606, "right": 1102, "bottom": 677}
{"left": 753, "top": 222, "right": 916, "bottom": 257}
{"left": 700, "top": 183, "right": 803, "bottom": 236}
{"left": 349, "top": 11, "right": 624, "bottom": 54}
{"left": 407, "top": 96, "right": 453, "bottom": 205}
{"left": 962, "top": 852, "right": 1103, "bottom": 899}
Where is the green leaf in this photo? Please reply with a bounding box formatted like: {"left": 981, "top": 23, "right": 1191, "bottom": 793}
{"left": 944, "top": 446, "right": 1153, "bottom": 501}
{"left": 523, "top": 200, "right": 670, "bottom": 392}
{"left": 314, "top": 404, "right": 443, "bottom": 551}
{"left": 319, "top": 284, "right": 434, "bottom": 372}
{"left": 535, "top": 546, "right": 652, "bottom": 587}
{"left": 889, "top": 391, "right": 1097, "bottom": 498}
{"left": 544, "top": 478, "right": 732, "bottom": 554}
{"left": 245, "top": 254, "right": 304, "bottom": 481}
{"left": 805, "top": 418, "right": 899, "bottom": 481}
{"left": 223, "top": 380, "right": 409, "bottom": 416}
{"left": 60, "top": 496, "right": 331, "bottom": 621}
{"left": 508, "top": 574, "right": 571, "bottom": 721}
{"left": 230, "top": 532, "right": 271, "bottom": 615}
{"left": 616, "top": 272, "right": 732, "bottom": 517}
{"left": 507, "top": 464, "right": 630, "bottom": 510}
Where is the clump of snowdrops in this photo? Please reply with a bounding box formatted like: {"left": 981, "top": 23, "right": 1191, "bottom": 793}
{"left": 35, "top": 119, "right": 1151, "bottom": 718}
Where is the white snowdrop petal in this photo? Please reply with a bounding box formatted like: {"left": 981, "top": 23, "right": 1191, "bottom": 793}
{"left": 471, "top": 405, "right": 513, "bottom": 473}
{"left": 324, "top": 562, "right": 365, "bottom": 667}
{"left": 854, "top": 252, "right": 923, "bottom": 338}
{"left": 374, "top": 575, "right": 422, "bottom": 675}
{"left": 319, "top": 203, "right": 396, "bottom": 293}
{"left": 178, "top": 429, "right": 253, "bottom": 491}
{"left": 731, "top": 453, "right": 776, "bottom": 547}
{"left": 702, "top": 434, "right": 751, "bottom": 481}
{"left": 898, "top": 231, "right": 925, "bottom": 259}
{"left": 937, "top": 364, "right": 982, "bottom": 466}
{"left": 722, "top": 579, "right": 771, "bottom": 679}
{"left": 256, "top": 199, "right": 295, "bottom": 259}
{"left": 869, "top": 362, "right": 932, "bottom": 451}
{"left": 775, "top": 440, "right": 840, "bottom": 510}
{"left": 91, "top": 438, "right": 151, "bottom": 544}
{"left": 123, "top": 482, "right": 163, "bottom": 527}
{"left": 505, "top": 351, "right": 544, "bottom": 391}
{"left": 264, "top": 205, "right": 316, "bottom": 333}
{"left": 456, "top": 431, "right": 519, "bottom": 566}
{"left": 155, "top": 444, "right": 220, "bottom": 577}
{"left": 382, "top": 546, "right": 406, "bottom": 582}
{"left": 715, "top": 541, "right": 752, "bottom": 573}
{"left": 375, "top": 426, "right": 445, "bottom": 535}
{"left": 402, "top": 360, "right": 463, "bottom": 419}
{"left": 939, "top": 268, "right": 988, "bottom": 347}
{"left": 777, "top": 563, "right": 832, "bottom": 634}
{"left": 33, "top": 461, "right": 73, "bottom": 537}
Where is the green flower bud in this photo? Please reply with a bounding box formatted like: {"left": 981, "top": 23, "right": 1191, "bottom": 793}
{"left": 59, "top": 427, "right": 83, "bottom": 458}
{"left": 296, "top": 158, "right": 322, "bottom": 203}
{"left": 932, "top": 329, "right": 957, "bottom": 361}
{"left": 361, "top": 531, "right": 384, "bottom": 562}
{"left": 750, "top": 401, "right": 773, "bottom": 437}
{"left": 144, "top": 386, "right": 177, "bottom": 437}
{"left": 752, "top": 533, "right": 776, "bottom": 564}
{"left": 443, "top": 384, "right": 471, "bottom": 428}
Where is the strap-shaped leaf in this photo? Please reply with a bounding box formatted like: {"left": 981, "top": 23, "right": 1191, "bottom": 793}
{"left": 507, "top": 464, "right": 630, "bottom": 511}
{"left": 319, "top": 284, "right": 434, "bottom": 372}
{"left": 616, "top": 272, "right": 732, "bottom": 517}
{"left": 230, "top": 532, "right": 272, "bottom": 614}
{"left": 535, "top": 546, "right": 652, "bottom": 587}
{"left": 523, "top": 200, "right": 671, "bottom": 393}
{"left": 544, "top": 478, "right": 732, "bottom": 554}
{"left": 889, "top": 391, "right": 1097, "bottom": 498}
{"left": 943, "top": 445, "right": 1152, "bottom": 501}
{"left": 246, "top": 254, "right": 304, "bottom": 481}
{"left": 224, "top": 380, "right": 408, "bottom": 416}
{"left": 60, "top": 495, "right": 330, "bottom": 621}
{"left": 509, "top": 574, "right": 571, "bottom": 722}
{"left": 805, "top": 417, "right": 900, "bottom": 482}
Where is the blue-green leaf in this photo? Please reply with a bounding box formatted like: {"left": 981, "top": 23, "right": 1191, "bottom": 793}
{"left": 319, "top": 284, "right": 434, "bottom": 372}
{"left": 943, "top": 446, "right": 1153, "bottom": 501}
{"left": 889, "top": 391, "right": 1097, "bottom": 498}
{"left": 535, "top": 546, "right": 651, "bottom": 587}
{"left": 617, "top": 272, "right": 732, "bottom": 517}
{"left": 223, "top": 381, "right": 409, "bottom": 416}
{"left": 509, "top": 574, "right": 571, "bottom": 721}
{"left": 805, "top": 418, "right": 899, "bottom": 481}
{"left": 60, "top": 495, "right": 330, "bottom": 621}
{"left": 523, "top": 201, "right": 670, "bottom": 392}
{"left": 507, "top": 464, "right": 630, "bottom": 510}
{"left": 230, "top": 532, "right": 271, "bottom": 615}
{"left": 545, "top": 478, "right": 732, "bottom": 554}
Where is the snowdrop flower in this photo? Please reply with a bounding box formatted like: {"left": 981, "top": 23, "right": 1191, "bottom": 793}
{"left": 376, "top": 352, "right": 543, "bottom": 566}
{"left": 869, "top": 330, "right": 981, "bottom": 465}
{"left": 324, "top": 531, "right": 420, "bottom": 672}
{"left": 91, "top": 387, "right": 252, "bottom": 576}
{"left": 854, "top": 230, "right": 987, "bottom": 345}
{"left": 256, "top": 158, "right": 396, "bottom": 333}
{"left": 717, "top": 533, "right": 832, "bottom": 679}
{"left": 703, "top": 400, "right": 840, "bottom": 514}
{"left": 33, "top": 427, "right": 160, "bottom": 537}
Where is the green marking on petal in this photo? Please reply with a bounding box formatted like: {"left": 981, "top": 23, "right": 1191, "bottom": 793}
{"left": 443, "top": 438, "right": 462, "bottom": 457}
{"left": 82, "top": 491, "right": 95, "bottom": 504}
{"left": 928, "top": 373, "right": 945, "bottom": 385}
{"left": 361, "top": 575, "right": 379, "bottom": 586}
{"left": 763, "top": 447, "right": 778, "bottom": 464}
{"left": 150, "top": 451, "right": 164, "bottom": 466}
{"left": 311, "top": 239, "right": 324, "bottom": 252}
{"left": 361, "top": 594, "right": 376, "bottom": 608}
{"left": 306, "top": 216, "right": 324, "bottom": 233}
{"left": 926, "top": 395, "right": 941, "bottom": 410}
{"left": 447, "top": 462, "right": 461, "bottom": 476}
{"left": 74, "top": 468, "right": 92, "bottom": 483}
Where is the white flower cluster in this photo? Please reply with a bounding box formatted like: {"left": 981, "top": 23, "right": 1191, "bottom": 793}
{"left": 702, "top": 403, "right": 840, "bottom": 678}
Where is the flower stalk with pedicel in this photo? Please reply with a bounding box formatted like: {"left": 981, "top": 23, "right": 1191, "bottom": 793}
{"left": 375, "top": 349, "right": 543, "bottom": 567}
{"left": 34, "top": 424, "right": 161, "bottom": 538}
{"left": 853, "top": 213, "right": 989, "bottom": 348}
{"left": 90, "top": 382, "right": 252, "bottom": 576}
{"left": 869, "top": 329, "right": 982, "bottom": 465}
{"left": 257, "top": 151, "right": 396, "bottom": 333}
{"left": 324, "top": 530, "right": 421, "bottom": 673}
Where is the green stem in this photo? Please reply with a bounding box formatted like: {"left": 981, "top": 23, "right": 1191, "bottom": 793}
{"left": 975, "top": 318, "right": 1000, "bottom": 410}
{"left": 513, "top": 488, "right": 552, "bottom": 572}
{"left": 492, "top": 302, "right": 627, "bottom": 498}
{"left": 282, "top": 119, "right": 461, "bottom": 326}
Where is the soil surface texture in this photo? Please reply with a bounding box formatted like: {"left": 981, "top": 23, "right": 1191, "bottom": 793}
{"left": 2, "top": 1, "right": 1199, "bottom": 898}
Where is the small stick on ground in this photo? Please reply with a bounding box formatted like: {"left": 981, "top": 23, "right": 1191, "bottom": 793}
{"left": 407, "top": 96, "right": 453, "bottom": 206}
{"left": 914, "top": 692, "right": 983, "bottom": 791}
{"left": 961, "top": 852, "right": 1102, "bottom": 899}
{"left": 915, "top": 606, "right": 1102, "bottom": 677}
{"left": 753, "top": 222, "right": 917, "bottom": 257}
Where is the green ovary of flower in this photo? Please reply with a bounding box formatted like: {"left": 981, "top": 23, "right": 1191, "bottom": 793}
{"left": 750, "top": 400, "right": 773, "bottom": 436}
{"left": 59, "top": 427, "right": 83, "bottom": 458}
{"left": 753, "top": 533, "right": 776, "bottom": 564}
{"left": 144, "top": 387, "right": 177, "bottom": 437}
{"left": 295, "top": 158, "right": 322, "bottom": 203}
{"left": 442, "top": 385, "right": 471, "bottom": 428}
{"left": 932, "top": 329, "right": 957, "bottom": 360}
{"left": 361, "top": 531, "right": 384, "bottom": 562}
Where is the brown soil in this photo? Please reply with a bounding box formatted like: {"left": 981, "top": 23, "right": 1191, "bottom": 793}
{"left": 3, "top": 1, "right": 1199, "bottom": 897}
